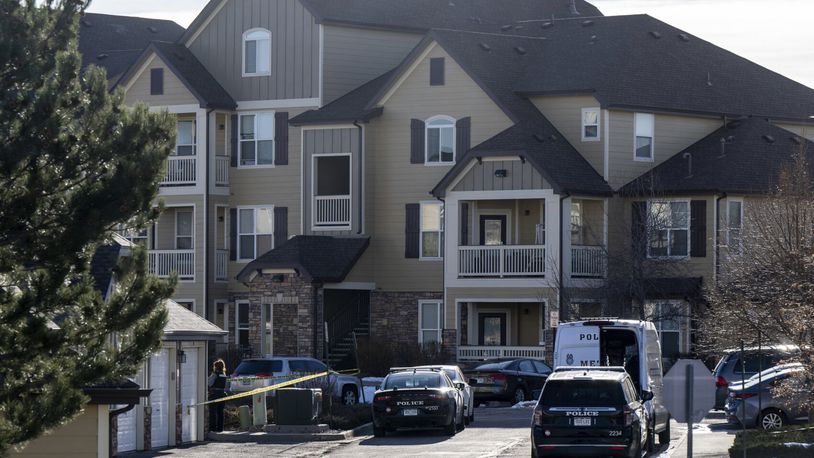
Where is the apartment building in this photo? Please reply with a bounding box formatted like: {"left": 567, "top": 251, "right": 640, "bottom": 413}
{"left": 80, "top": 0, "right": 814, "bottom": 367}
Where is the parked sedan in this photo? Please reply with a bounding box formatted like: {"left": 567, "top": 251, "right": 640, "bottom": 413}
{"left": 711, "top": 345, "right": 798, "bottom": 410}
{"left": 464, "top": 358, "right": 552, "bottom": 404}
{"left": 725, "top": 364, "right": 809, "bottom": 430}
{"left": 412, "top": 365, "right": 475, "bottom": 424}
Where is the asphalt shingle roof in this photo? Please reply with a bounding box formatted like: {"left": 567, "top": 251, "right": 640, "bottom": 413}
{"left": 145, "top": 42, "right": 236, "bottom": 109}
{"left": 78, "top": 13, "right": 184, "bottom": 82}
{"left": 290, "top": 70, "right": 394, "bottom": 125}
{"left": 620, "top": 118, "right": 814, "bottom": 196}
{"left": 165, "top": 300, "right": 227, "bottom": 340}
{"left": 237, "top": 236, "right": 370, "bottom": 284}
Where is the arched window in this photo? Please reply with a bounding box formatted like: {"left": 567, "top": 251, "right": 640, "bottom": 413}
{"left": 425, "top": 115, "right": 455, "bottom": 164}
{"left": 243, "top": 28, "right": 271, "bottom": 76}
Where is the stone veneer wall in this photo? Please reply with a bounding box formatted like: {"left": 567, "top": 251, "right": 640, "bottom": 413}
{"left": 369, "top": 291, "right": 444, "bottom": 346}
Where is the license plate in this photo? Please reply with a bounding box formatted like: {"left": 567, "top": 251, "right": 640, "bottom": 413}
{"left": 573, "top": 418, "right": 592, "bottom": 426}
{"left": 403, "top": 409, "right": 418, "bottom": 416}
{"left": 476, "top": 378, "right": 485, "bottom": 384}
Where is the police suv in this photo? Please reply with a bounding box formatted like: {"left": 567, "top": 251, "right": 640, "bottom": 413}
{"left": 531, "top": 368, "right": 651, "bottom": 457}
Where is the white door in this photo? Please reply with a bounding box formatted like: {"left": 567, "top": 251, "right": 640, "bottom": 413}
{"left": 116, "top": 404, "right": 137, "bottom": 453}
{"left": 150, "top": 350, "right": 170, "bottom": 448}
{"left": 181, "top": 348, "right": 199, "bottom": 443}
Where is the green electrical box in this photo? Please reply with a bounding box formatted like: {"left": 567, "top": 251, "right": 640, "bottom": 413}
{"left": 274, "top": 388, "right": 322, "bottom": 425}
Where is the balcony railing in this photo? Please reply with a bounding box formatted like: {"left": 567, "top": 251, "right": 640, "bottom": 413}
{"left": 148, "top": 250, "right": 195, "bottom": 280}
{"left": 458, "top": 346, "right": 545, "bottom": 361}
{"left": 571, "top": 245, "right": 605, "bottom": 278}
{"left": 458, "top": 245, "right": 545, "bottom": 278}
{"left": 215, "top": 156, "right": 229, "bottom": 186}
{"left": 162, "top": 156, "right": 196, "bottom": 186}
{"left": 215, "top": 249, "right": 228, "bottom": 281}
{"left": 313, "top": 195, "right": 351, "bottom": 228}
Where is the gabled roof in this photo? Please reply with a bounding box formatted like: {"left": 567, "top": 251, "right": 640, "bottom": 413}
{"left": 115, "top": 41, "right": 236, "bottom": 110}
{"left": 237, "top": 236, "right": 370, "bottom": 284}
{"left": 182, "top": 0, "right": 603, "bottom": 43}
{"left": 78, "top": 13, "right": 184, "bottom": 82}
{"left": 513, "top": 15, "right": 814, "bottom": 122}
{"left": 89, "top": 234, "right": 132, "bottom": 300}
{"left": 620, "top": 118, "right": 814, "bottom": 196}
{"left": 290, "top": 70, "right": 393, "bottom": 125}
{"left": 164, "top": 300, "right": 227, "bottom": 341}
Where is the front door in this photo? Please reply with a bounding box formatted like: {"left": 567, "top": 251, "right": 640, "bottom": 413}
{"left": 479, "top": 313, "right": 507, "bottom": 346}
{"left": 479, "top": 215, "right": 507, "bottom": 246}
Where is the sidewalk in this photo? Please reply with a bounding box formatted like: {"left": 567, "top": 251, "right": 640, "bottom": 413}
{"left": 670, "top": 412, "right": 737, "bottom": 457}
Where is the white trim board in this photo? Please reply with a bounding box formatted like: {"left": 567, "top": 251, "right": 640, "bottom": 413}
{"left": 237, "top": 98, "right": 320, "bottom": 111}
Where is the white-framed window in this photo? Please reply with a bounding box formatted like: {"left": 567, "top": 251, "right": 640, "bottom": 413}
{"left": 175, "top": 210, "right": 193, "bottom": 250}
{"left": 571, "top": 201, "right": 583, "bottom": 243}
{"left": 235, "top": 300, "right": 250, "bottom": 349}
{"left": 646, "top": 300, "right": 688, "bottom": 363}
{"left": 648, "top": 200, "right": 689, "bottom": 258}
{"left": 726, "top": 199, "right": 743, "bottom": 253}
{"left": 634, "top": 113, "right": 655, "bottom": 161}
{"left": 242, "top": 28, "right": 271, "bottom": 76}
{"left": 420, "top": 201, "right": 444, "bottom": 259}
{"left": 581, "top": 108, "right": 600, "bottom": 141}
{"left": 237, "top": 206, "right": 274, "bottom": 261}
{"left": 175, "top": 120, "right": 196, "bottom": 156}
{"left": 425, "top": 115, "right": 456, "bottom": 165}
{"left": 418, "top": 300, "right": 442, "bottom": 345}
{"left": 175, "top": 300, "right": 195, "bottom": 312}
{"left": 239, "top": 113, "right": 275, "bottom": 167}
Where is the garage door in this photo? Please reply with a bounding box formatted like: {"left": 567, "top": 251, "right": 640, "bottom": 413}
{"left": 149, "top": 350, "right": 169, "bottom": 448}
{"left": 116, "top": 404, "right": 138, "bottom": 453}
{"left": 180, "top": 347, "right": 198, "bottom": 443}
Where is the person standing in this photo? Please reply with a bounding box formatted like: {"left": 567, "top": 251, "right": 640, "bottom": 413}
{"left": 208, "top": 359, "right": 228, "bottom": 432}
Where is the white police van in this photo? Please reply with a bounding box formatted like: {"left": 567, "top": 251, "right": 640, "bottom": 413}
{"left": 553, "top": 319, "right": 671, "bottom": 448}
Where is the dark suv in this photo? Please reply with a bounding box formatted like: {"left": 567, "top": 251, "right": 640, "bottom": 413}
{"left": 531, "top": 368, "right": 651, "bottom": 457}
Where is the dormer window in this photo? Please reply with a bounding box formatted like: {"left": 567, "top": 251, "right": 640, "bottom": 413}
{"left": 425, "top": 116, "right": 456, "bottom": 165}
{"left": 243, "top": 28, "right": 271, "bottom": 76}
{"left": 581, "top": 108, "right": 600, "bottom": 141}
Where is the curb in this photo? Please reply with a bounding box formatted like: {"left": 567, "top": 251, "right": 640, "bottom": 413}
{"left": 207, "top": 423, "right": 372, "bottom": 443}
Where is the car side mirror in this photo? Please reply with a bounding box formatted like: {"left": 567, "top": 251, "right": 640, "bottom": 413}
{"left": 455, "top": 382, "right": 466, "bottom": 390}
{"left": 641, "top": 390, "right": 654, "bottom": 402}
{"left": 469, "top": 378, "right": 478, "bottom": 386}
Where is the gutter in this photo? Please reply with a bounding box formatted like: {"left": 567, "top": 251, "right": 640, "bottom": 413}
{"left": 353, "top": 121, "right": 364, "bottom": 234}
{"left": 559, "top": 193, "right": 570, "bottom": 322}
{"left": 714, "top": 193, "right": 727, "bottom": 285}
{"left": 204, "top": 108, "right": 214, "bottom": 321}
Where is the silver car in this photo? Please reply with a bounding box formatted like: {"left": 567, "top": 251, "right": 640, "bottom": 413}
{"left": 725, "top": 365, "right": 809, "bottom": 430}
{"left": 412, "top": 365, "right": 476, "bottom": 424}
{"left": 712, "top": 345, "right": 798, "bottom": 410}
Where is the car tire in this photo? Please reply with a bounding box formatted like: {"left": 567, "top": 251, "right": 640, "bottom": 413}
{"left": 444, "top": 418, "right": 457, "bottom": 436}
{"left": 760, "top": 409, "right": 786, "bottom": 430}
{"left": 464, "top": 410, "right": 470, "bottom": 426}
{"left": 514, "top": 387, "right": 527, "bottom": 404}
{"left": 341, "top": 386, "right": 358, "bottom": 405}
{"left": 658, "top": 418, "right": 671, "bottom": 445}
{"left": 646, "top": 427, "right": 656, "bottom": 453}
{"left": 631, "top": 430, "right": 643, "bottom": 458}
{"left": 373, "top": 426, "right": 386, "bottom": 437}
{"left": 469, "top": 409, "right": 475, "bottom": 423}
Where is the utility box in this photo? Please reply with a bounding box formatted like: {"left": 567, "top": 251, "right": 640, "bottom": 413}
{"left": 274, "top": 388, "right": 322, "bottom": 425}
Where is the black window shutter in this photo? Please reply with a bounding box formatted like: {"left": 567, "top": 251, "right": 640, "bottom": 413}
{"left": 690, "top": 200, "right": 707, "bottom": 257}
{"left": 430, "top": 57, "right": 445, "bottom": 86}
{"left": 229, "top": 208, "right": 237, "bottom": 261}
{"left": 230, "top": 115, "right": 238, "bottom": 167}
{"left": 150, "top": 68, "right": 164, "bottom": 95}
{"left": 631, "top": 201, "right": 647, "bottom": 259}
{"left": 456, "top": 117, "right": 471, "bottom": 157}
{"left": 275, "top": 112, "right": 289, "bottom": 165}
{"left": 410, "top": 119, "right": 425, "bottom": 164}
{"left": 405, "top": 203, "right": 420, "bottom": 258}
{"left": 274, "top": 207, "right": 288, "bottom": 248}
{"left": 460, "top": 202, "right": 470, "bottom": 246}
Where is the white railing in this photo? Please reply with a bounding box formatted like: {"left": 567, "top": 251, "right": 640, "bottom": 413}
{"left": 571, "top": 245, "right": 605, "bottom": 278}
{"left": 148, "top": 250, "right": 195, "bottom": 279}
{"left": 458, "top": 346, "right": 545, "bottom": 361}
{"left": 313, "top": 195, "right": 351, "bottom": 227}
{"left": 458, "top": 245, "right": 545, "bottom": 277}
{"left": 215, "top": 249, "right": 228, "bottom": 281}
{"left": 162, "top": 156, "right": 196, "bottom": 186}
{"left": 215, "top": 156, "right": 229, "bottom": 186}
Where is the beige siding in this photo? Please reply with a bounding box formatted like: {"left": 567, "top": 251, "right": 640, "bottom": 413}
{"left": 775, "top": 122, "right": 814, "bottom": 142}
{"left": 445, "top": 287, "right": 556, "bottom": 328}
{"left": 125, "top": 55, "right": 198, "bottom": 107}
{"left": 323, "top": 25, "right": 422, "bottom": 104}
{"left": 608, "top": 112, "right": 721, "bottom": 189}
{"left": 186, "top": 0, "right": 320, "bottom": 101}
{"left": 343, "top": 248, "right": 375, "bottom": 283}
{"left": 12, "top": 405, "right": 103, "bottom": 457}
{"left": 452, "top": 159, "right": 550, "bottom": 192}
{"left": 532, "top": 95, "right": 604, "bottom": 176}
{"left": 156, "top": 195, "right": 206, "bottom": 313}
{"left": 366, "top": 44, "right": 514, "bottom": 292}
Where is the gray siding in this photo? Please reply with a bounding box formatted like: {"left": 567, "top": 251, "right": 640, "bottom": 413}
{"left": 186, "top": 0, "right": 319, "bottom": 101}
{"left": 775, "top": 122, "right": 814, "bottom": 142}
{"left": 452, "top": 159, "right": 550, "bottom": 192}
{"left": 322, "top": 25, "right": 422, "bottom": 104}
{"left": 302, "top": 127, "right": 362, "bottom": 235}
{"left": 532, "top": 95, "right": 604, "bottom": 177}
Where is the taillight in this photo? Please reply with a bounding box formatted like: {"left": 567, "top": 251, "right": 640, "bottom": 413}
{"left": 374, "top": 394, "right": 392, "bottom": 402}
{"left": 490, "top": 373, "right": 507, "bottom": 383}
{"left": 623, "top": 405, "right": 634, "bottom": 426}
{"left": 716, "top": 376, "right": 728, "bottom": 388}
{"left": 734, "top": 392, "right": 757, "bottom": 400}
{"left": 256, "top": 372, "right": 273, "bottom": 377}
{"left": 533, "top": 409, "right": 543, "bottom": 426}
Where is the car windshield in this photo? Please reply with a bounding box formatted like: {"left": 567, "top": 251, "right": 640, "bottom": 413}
{"left": 442, "top": 369, "right": 460, "bottom": 381}
{"left": 541, "top": 380, "right": 626, "bottom": 407}
{"left": 234, "top": 360, "right": 283, "bottom": 376}
{"left": 383, "top": 373, "right": 443, "bottom": 389}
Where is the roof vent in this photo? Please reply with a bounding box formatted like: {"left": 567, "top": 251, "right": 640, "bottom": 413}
{"left": 678, "top": 33, "right": 690, "bottom": 42}
{"left": 479, "top": 43, "right": 491, "bottom": 51}
{"left": 569, "top": 0, "right": 580, "bottom": 16}
{"left": 581, "top": 20, "right": 594, "bottom": 27}
{"left": 541, "top": 21, "right": 553, "bottom": 29}
{"left": 80, "top": 18, "right": 92, "bottom": 28}
{"left": 533, "top": 134, "right": 545, "bottom": 143}
{"left": 501, "top": 24, "right": 513, "bottom": 32}
{"left": 791, "top": 136, "right": 803, "bottom": 145}
{"left": 514, "top": 46, "right": 527, "bottom": 55}
{"left": 549, "top": 134, "right": 558, "bottom": 141}
{"left": 514, "top": 25, "right": 524, "bottom": 30}
{"left": 683, "top": 152, "right": 693, "bottom": 178}
{"left": 589, "top": 34, "right": 597, "bottom": 44}
{"left": 763, "top": 135, "right": 775, "bottom": 144}
{"left": 719, "top": 137, "right": 727, "bottom": 158}
{"left": 448, "top": 1, "right": 455, "bottom": 6}
{"left": 649, "top": 31, "right": 662, "bottom": 39}
{"left": 706, "top": 72, "right": 713, "bottom": 87}
{"left": 147, "top": 26, "right": 158, "bottom": 34}
{"left": 96, "top": 53, "right": 109, "bottom": 60}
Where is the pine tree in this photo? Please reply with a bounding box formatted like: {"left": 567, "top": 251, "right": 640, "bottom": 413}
{"left": 0, "top": 1, "right": 176, "bottom": 451}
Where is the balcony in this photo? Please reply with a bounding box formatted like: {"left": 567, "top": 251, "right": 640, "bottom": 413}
{"left": 313, "top": 195, "right": 351, "bottom": 228}
{"left": 162, "top": 156, "right": 196, "bottom": 186}
{"left": 458, "top": 245, "right": 545, "bottom": 278}
{"left": 215, "top": 156, "right": 229, "bottom": 186}
{"left": 457, "top": 346, "right": 545, "bottom": 361}
{"left": 148, "top": 250, "right": 195, "bottom": 280}
{"left": 215, "top": 249, "right": 228, "bottom": 281}
{"left": 571, "top": 245, "right": 605, "bottom": 278}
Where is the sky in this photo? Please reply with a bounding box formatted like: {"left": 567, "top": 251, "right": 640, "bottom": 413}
{"left": 86, "top": 0, "right": 814, "bottom": 88}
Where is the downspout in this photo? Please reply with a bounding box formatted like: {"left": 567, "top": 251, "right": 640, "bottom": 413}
{"left": 353, "top": 121, "right": 364, "bottom": 235}
{"left": 204, "top": 108, "right": 215, "bottom": 320}
{"left": 559, "top": 192, "right": 570, "bottom": 322}
{"left": 714, "top": 193, "right": 727, "bottom": 284}
{"left": 435, "top": 194, "right": 446, "bottom": 350}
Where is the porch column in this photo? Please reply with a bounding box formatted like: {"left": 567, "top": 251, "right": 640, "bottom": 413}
{"left": 544, "top": 195, "right": 562, "bottom": 284}
{"left": 443, "top": 197, "right": 460, "bottom": 310}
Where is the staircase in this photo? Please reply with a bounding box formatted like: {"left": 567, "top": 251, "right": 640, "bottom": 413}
{"left": 324, "top": 292, "right": 370, "bottom": 370}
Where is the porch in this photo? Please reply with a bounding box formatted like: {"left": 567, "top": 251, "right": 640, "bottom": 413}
{"left": 161, "top": 114, "right": 198, "bottom": 187}
{"left": 456, "top": 301, "right": 547, "bottom": 361}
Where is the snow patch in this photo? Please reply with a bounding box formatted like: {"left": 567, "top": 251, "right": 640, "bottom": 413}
{"left": 784, "top": 442, "right": 814, "bottom": 448}
{"left": 512, "top": 401, "right": 538, "bottom": 409}
{"left": 362, "top": 386, "right": 377, "bottom": 404}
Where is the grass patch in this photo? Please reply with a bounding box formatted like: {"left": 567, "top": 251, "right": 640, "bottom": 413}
{"left": 729, "top": 426, "right": 814, "bottom": 457}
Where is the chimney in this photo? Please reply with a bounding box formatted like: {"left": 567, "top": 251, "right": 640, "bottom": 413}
{"left": 569, "top": 0, "right": 580, "bottom": 16}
